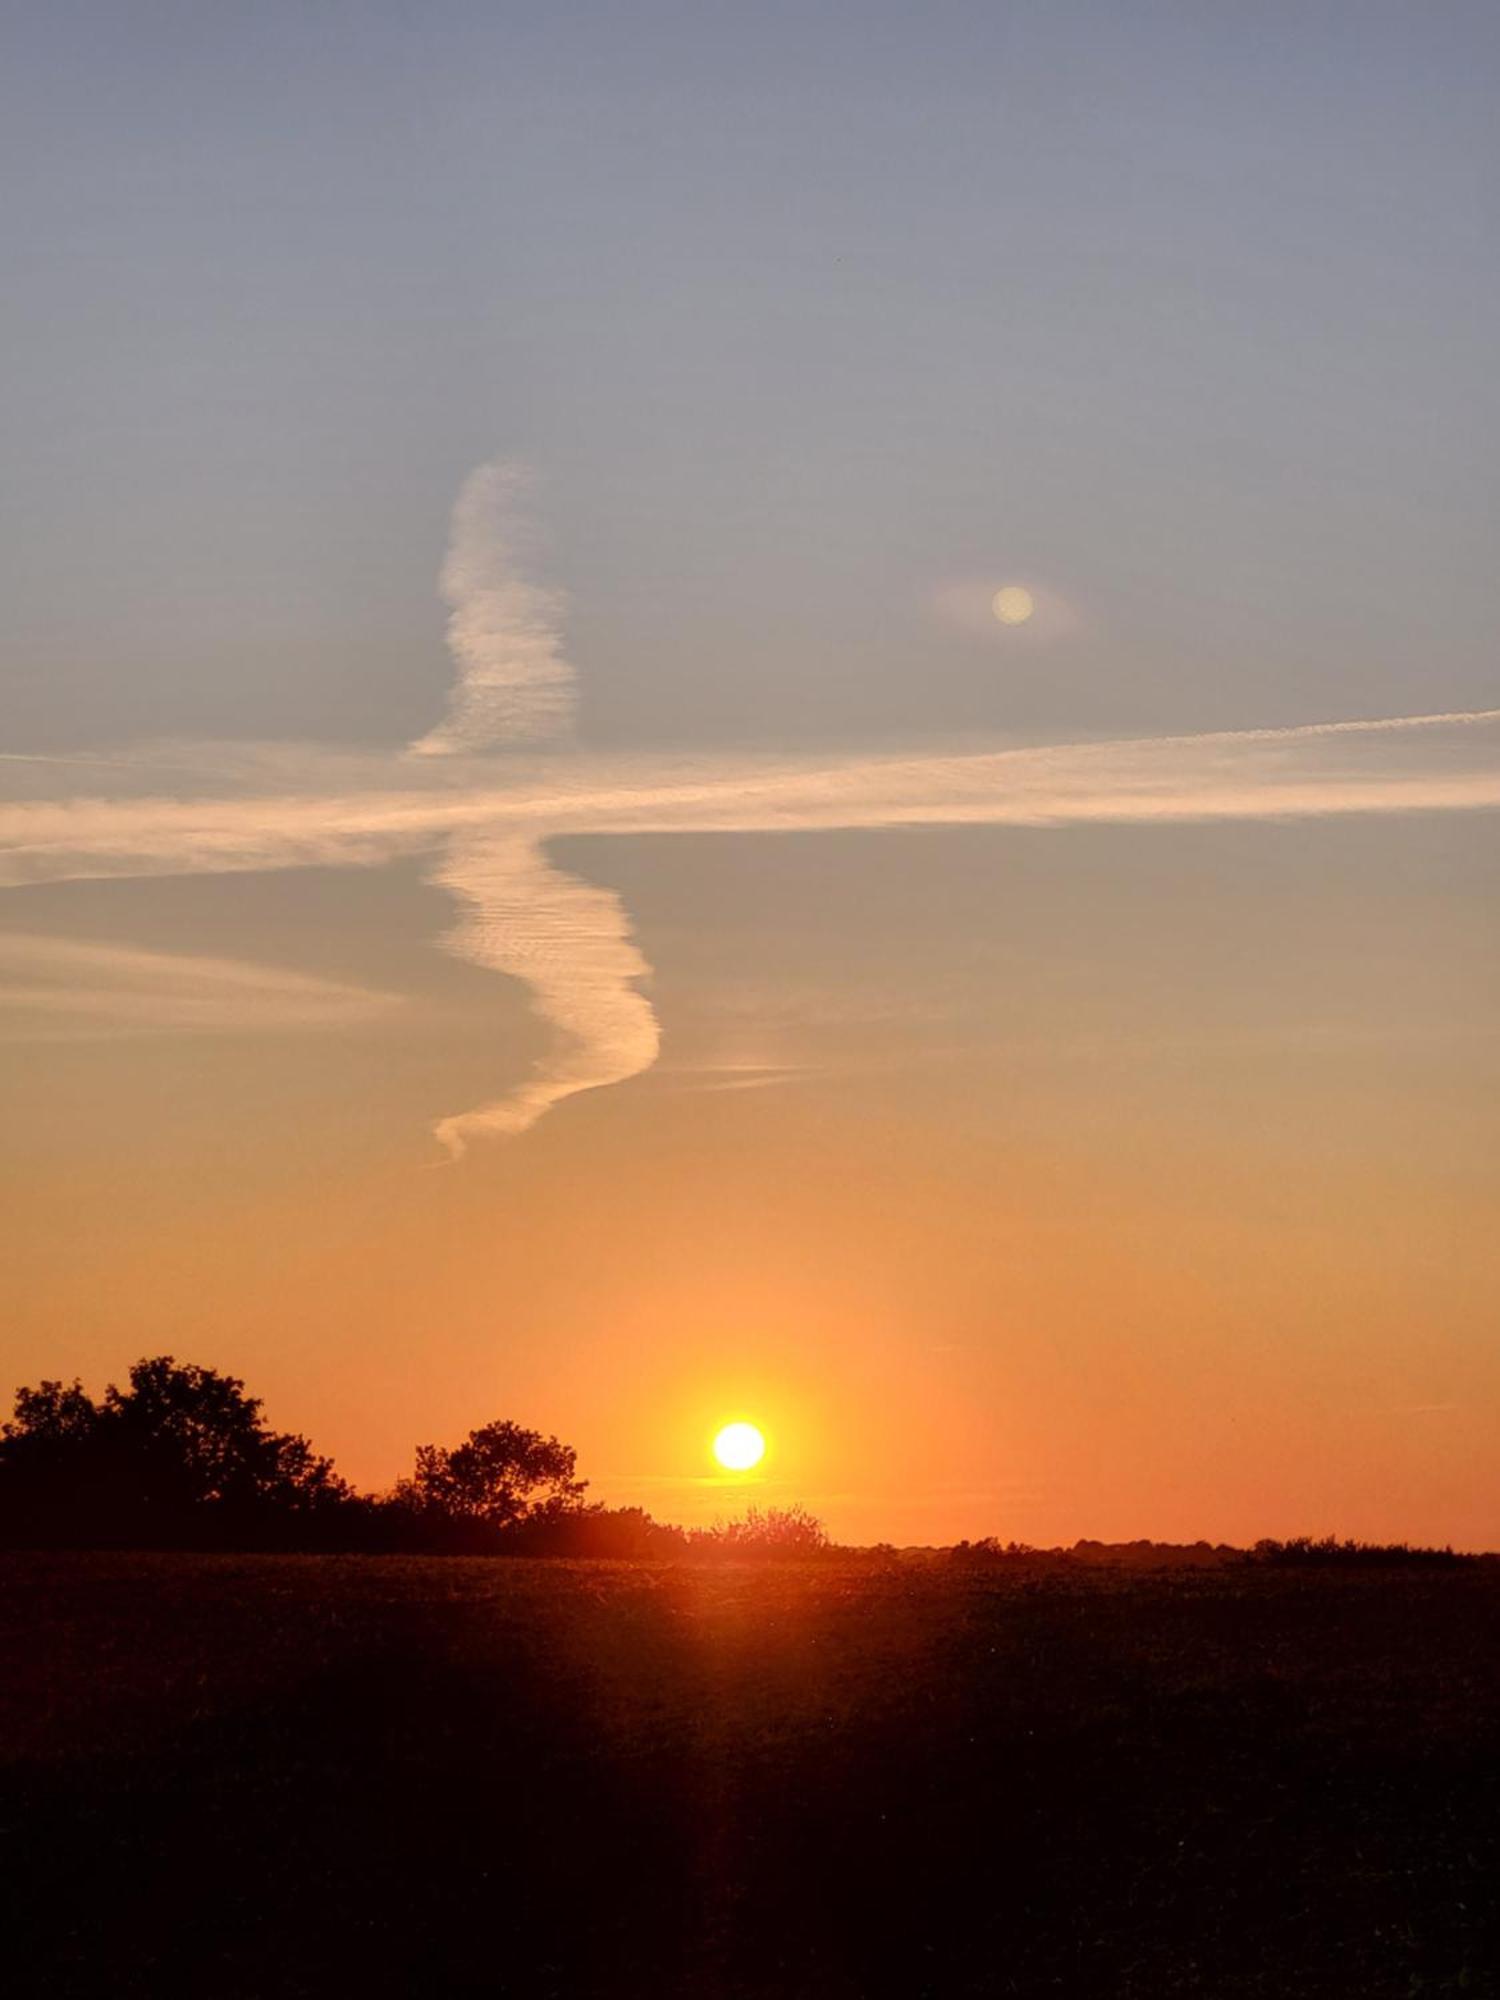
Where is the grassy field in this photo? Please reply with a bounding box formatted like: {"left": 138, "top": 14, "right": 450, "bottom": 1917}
{"left": 3, "top": 1551, "right": 1498, "bottom": 1997}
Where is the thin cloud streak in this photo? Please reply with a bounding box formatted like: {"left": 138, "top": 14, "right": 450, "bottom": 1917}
{"left": 0, "top": 934, "right": 401, "bottom": 1040}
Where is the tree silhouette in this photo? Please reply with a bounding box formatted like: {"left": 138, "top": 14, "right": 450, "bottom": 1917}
{"left": 10, "top": 1379, "right": 97, "bottom": 1445}
{"left": 105, "top": 1357, "right": 347, "bottom": 1514}
{"left": 398, "top": 1419, "right": 587, "bottom": 1530}
{"left": 1, "top": 1356, "right": 838, "bottom": 1559}
{"left": 0, "top": 1356, "right": 349, "bottom": 1545}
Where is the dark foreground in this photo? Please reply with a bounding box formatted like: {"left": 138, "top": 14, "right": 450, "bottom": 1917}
{"left": 3, "top": 1554, "right": 1498, "bottom": 1997}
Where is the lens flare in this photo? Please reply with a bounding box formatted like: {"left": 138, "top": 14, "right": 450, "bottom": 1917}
{"left": 712, "top": 1421, "right": 766, "bottom": 1471}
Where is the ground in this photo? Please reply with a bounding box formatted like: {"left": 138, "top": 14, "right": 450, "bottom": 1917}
{"left": 3, "top": 1551, "right": 1498, "bottom": 1996}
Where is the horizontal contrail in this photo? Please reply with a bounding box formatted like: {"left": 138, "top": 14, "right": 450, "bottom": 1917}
{"left": 16, "top": 452, "right": 1495, "bottom": 1153}
{"left": 4, "top": 706, "right": 1499, "bottom": 887}
{"left": 3, "top": 705, "right": 1498, "bottom": 1149}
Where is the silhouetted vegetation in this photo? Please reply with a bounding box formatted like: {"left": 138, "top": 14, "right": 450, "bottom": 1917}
{"left": 688, "top": 1502, "right": 831, "bottom": 1559}
{"left": 0, "top": 1358, "right": 352, "bottom": 1550}
{"left": 5, "top": 1360, "right": 1498, "bottom": 1991}
{"left": 2, "top": 1357, "right": 1486, "bottom": 1584}
{"left": 949, "top": 1536, "right": 1039, "bottom": 1559}
{"left": 384, "top": 1416, "right": 591, "bottom": 1551}
{"left": 1250, "top": 1533, "right": 1468, "bottom": 1567}
{"left": 0, "top": 1358, "right": 834, "bottom": 1560}
{"left": 505, "top": 1502, "right": 690, "bottom": 1560}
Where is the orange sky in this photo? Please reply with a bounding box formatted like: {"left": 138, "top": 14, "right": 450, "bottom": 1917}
{"left": 5, "top": 813, "right": 1496, "bottom": 1548}
{"left": 4, "top": 4, "right": 1498, "bottom": 1549}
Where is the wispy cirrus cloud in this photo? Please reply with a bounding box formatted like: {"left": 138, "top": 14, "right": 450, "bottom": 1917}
{"left": 0, "top": 933, "right": 401, "bottom": 1042}
{"left": 2, "top": 457, "right": 1499, "bottom": 1153}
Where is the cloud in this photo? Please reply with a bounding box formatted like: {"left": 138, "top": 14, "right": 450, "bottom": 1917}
{"left": 663, "top": 1060, "right": 817, "bottom": 1095}
{"left": 2, "top": 706, "right": 1499, "bottom": 1149}
{"left": 0, "top": 934, "right": 401, "bottom": 1041}
{"left": 428, "top": 834, "right": 658, "bottom": 1154}
{"left": 3, "top": 447, "right": 1498, "bottom": 1151}
{"left": 4, "top": 706, "right": 1499, "bottom": 889}
{"left": 408, "top": 461, "right": 575, "bottom": 755}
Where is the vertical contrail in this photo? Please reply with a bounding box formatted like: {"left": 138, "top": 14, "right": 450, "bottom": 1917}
{"left": 430, "top": 832, "right": 660, "bottom": 1157}
{"left": 411, "top": 459, "right": 643, "bottom": 1153}
{"left": 409, "top": 461, "right": 576, "bottom": 755}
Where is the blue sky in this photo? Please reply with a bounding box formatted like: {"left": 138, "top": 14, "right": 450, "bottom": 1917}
{"left": 7, "top": 1, "right": 1497, "bottom": 751}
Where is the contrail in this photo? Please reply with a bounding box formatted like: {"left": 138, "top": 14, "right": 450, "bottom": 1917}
{"left": 5, "top": 709, "right": 1497, "bottom": 886}
{"left": 429, "top": 834, "right": 659, "bottom": 1155}
{"left": 4, "top": 450, "right": 1498, "bottom": 1153}
{"left": 408, "top": 461, "right": 576, "bottom": 755}
{"left": 3, "top": 708, "right": 1497, "bottom": 1151}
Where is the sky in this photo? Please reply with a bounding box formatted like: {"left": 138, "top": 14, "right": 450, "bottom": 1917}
{"left": 2, "top": 1, "right": 1498, "bottom": 1545}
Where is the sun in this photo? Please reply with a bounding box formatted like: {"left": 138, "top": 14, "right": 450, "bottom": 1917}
{"left": 712, "top": 1421, "right": 766, "bottom": 1472}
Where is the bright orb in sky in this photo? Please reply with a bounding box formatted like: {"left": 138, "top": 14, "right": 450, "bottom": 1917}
{"left": 992, "top": 584, "right": 1035, "bottom": 626}
{"left": 712, "top": 1421, "right": 766, "bottom": 1472}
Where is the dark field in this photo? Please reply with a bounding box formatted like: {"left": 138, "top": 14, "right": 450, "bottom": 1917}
{"left": 3, "top": 1553, "right": 1498, "bottom": 1997}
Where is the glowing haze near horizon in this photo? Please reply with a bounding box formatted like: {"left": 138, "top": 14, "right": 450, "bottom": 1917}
{"left": 3, "top": 4, "right": 1498, "bottom": 1547}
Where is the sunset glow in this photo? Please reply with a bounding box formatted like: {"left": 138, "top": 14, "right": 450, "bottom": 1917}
{"left": 2, "top": 2, "right": 1496, "bottom": 1560}
{"left": 5, "top": 16, "right": 1495, "bottom": 1993}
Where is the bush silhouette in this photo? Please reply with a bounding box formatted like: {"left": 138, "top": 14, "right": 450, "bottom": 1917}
{"left": 505, "top": 1503, "right": 689, "bottom": 1559}
{"left": 689, "top": 1504, "right": 830, "bottom": 1559}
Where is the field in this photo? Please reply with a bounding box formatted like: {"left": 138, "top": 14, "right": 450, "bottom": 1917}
{"left": 3, "top": 1552, "right": 1498, "bottom": 1997}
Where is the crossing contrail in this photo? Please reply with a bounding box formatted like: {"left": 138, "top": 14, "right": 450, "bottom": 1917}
{"left": 3, "top": 458, "right": 1498, "bottom": 1153}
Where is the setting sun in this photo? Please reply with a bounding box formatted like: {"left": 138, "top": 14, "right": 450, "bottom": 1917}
{"left": 712, "top": 1421, "right": 766, "bottom": 1472}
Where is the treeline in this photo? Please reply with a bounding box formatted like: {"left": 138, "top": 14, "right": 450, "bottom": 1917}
{"left": 1248, "top": 1535, "right": 1467, "bottom": 1567}
{"left": 945, "top": 1534, "right": 1472, "bottom": 1568}
{"left": 0, "top": 1356, "right": 830, "bottom": 1559}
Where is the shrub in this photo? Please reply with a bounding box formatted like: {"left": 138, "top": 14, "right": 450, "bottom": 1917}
{"left": 503, "top": 1504, "right": 689, "bottom": 1560}
{"left": 688, "top": 1504, "right": 830, "bottom": 1560}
